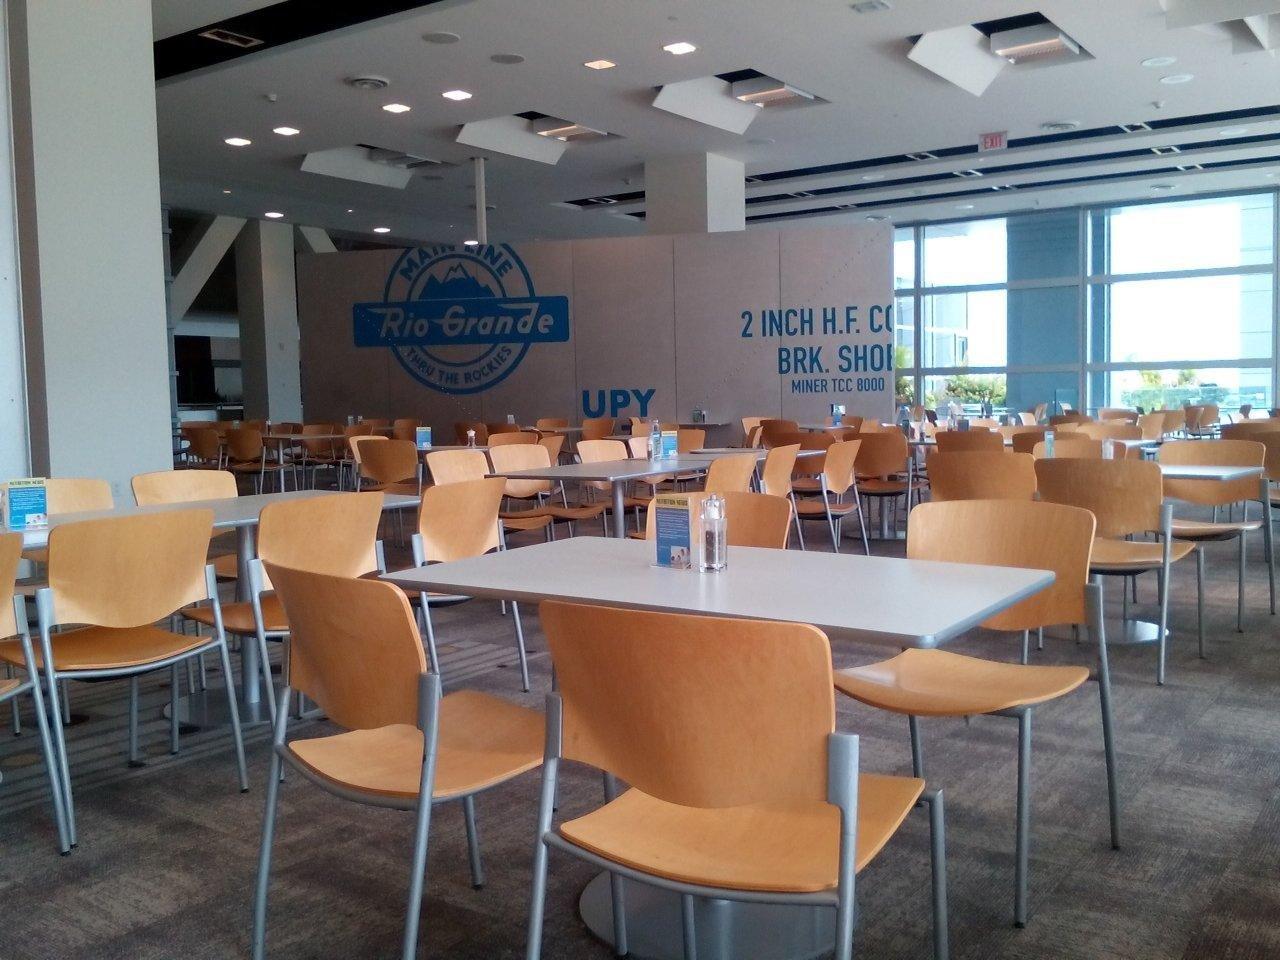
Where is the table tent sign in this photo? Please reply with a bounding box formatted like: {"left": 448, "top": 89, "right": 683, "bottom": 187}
{"left": 296, "top": 225, "right": 895, "bottom": 439}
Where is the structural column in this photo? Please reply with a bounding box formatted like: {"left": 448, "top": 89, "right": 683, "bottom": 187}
{"left": 644, "top": 152, "right": 746, "bottom": 234}
{"left": 236, "top": 219, "right": 303, "bottom": 423}
{"left": 8, "top": 0, "right": 172, "bottom": 496}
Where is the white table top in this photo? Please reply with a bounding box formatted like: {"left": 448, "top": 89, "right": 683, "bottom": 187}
{"left": 382, "top": 537, "right": 1053, "bottom": 649}
{"left": 1158, "top": 464, "right": 1263, "bottom": 481}
{"left": 16, "top": 490, "right": 418, "bottom": 548}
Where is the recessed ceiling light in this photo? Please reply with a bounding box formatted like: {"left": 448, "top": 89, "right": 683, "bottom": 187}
{"left": 272, "top": 126, "right": 300, "bottom": 136}
{"left": 1160, "top": 73, "right": 1194, "bottom": 84}
{"left": 373, "top": 227, "right": 391, "bottom": 234}
{"left": 584, "top": 59, "right": 616, "bottom": 70}
{"left": 860, "top": 173, "right": 886, "bottom": 182}
{"left": 224, "top": 137, "right": 251, "bottom": 147}
{"left": 423, "top": 31, "right": 460, "bottom": 44}
{"left": 490, "top": 53, "right": 524, "bottom": 65}
{"left": 955, "top": 203, "right": 975, "bottom": 210}
{"left": 382, "top": 102, "right": 412, "bottom": 113}
{"left": 662, "top": 41, "right": 697, "bottom": 55}
{"left": 463, "top": 239, "right": 480, "bottom": 246}
{"left": 442, "top": 89, "right": 472, "bottom": 101}
{"left": 1141, "top": 56, "right": 1176, "bottom": 68}
{"left": 264, "top": 211, "right": 284, "bottom": 219}
{"left": 1150, "top": 183, "right": 1175, "bottom": 191}
{"left": 1219, "top": 126, "right": 1250, "bottom": 137}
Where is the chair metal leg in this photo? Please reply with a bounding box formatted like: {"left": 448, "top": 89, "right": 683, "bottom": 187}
{"left": 924, "top": 788, "right": 949, "bottom": 960}
{"left": 1197, "top": 547, "right": 1206, "bottom": 658}
{"left": 170, "top": 664, "right": 181, "bottom": 754}
{"left": 909, "top": 715, "right": 924, "bottom": 778}
{"left": 511, "top": 601, "right": 531, "bottom": 693}
{"left": 462, "top": 795, "right": 485, "bottom": 889}
{"left": 1014, "top": 709, "right": 1032, "bottom": 928}
{"left": 128, "top": 676, "right": 143, "bottom": 766}
{"left": 680, "top": 894, "right": 697, "bottom": 960}
{"left": 216, "top": 641, "right": 250, "bottom": 793}
{"left": 251, "top": 746, "right": 284, "bottom": 960}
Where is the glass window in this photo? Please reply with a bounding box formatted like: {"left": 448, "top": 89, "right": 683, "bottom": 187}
{"left": 1090, "top": 194, "right": 1274, "bottom": 276}
{"left": 894, "top": 227, "right": 915, "bottom": 290}
{"left": 1089, "top": 273, "right": 1272, "bottom": 364}
{"left": 1103, "top": 367, "right": 1271, "bottom": 413}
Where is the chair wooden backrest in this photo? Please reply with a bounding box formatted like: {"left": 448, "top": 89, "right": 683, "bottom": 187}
{"left": 358, "top": 439, "right": 418, "bottom": 485}
{"left": 760, "top": 444, "right": 800, "bottom": 497}
{"left": 1075, "top": 422, "right": 1142, "bottom": 442}
{"left": 1098, "top": 408, "right": 1138, "bottom": 423}
{"left": 1007, "top": 427, "right": 1049, "bottom": 454}
{"left": 703, "top": 454, "right": 757, "bottom": 494}
{"left": 820, "top": 439, "right": 862, "bottom": 497}
{"left": 45, "top": 478, "right": 113, "bottom": 515}
{"left": 225, "top": 427, "right": 264, "bottom": 462}
{"left": 927, "top": 451, "right": 1036, "bottom": 501}
{"left": 132, "top": 469, "right": 238, "bottom": 505}
{"left": 1033, "top": 436, "right": 1103, "bottom": 459}
{"left": 677, "top": 429, "right": 706, "bottom": 453}
{"left": 642, "top": 491, "right": 791, "bottom": 548}
{"left": 417, "top": 477, "right": 504, "bottom": 562}
{"left": 489, "top": 443, "right": 554, "bottom": 498}
{"left": 425, "top": 449, "right": 489, "bottom": 486}
{"left": 391, "top": 418, "right": 419, "bottom": 442}
{"left": 535, "top": 417, "right": 569, "bottom": 430}
{"left": 0, "top": 533, "right": 21, "bottom": 640}
{"left": 1160, "top": 439, "right": 1264, "bottom": 506}
{"left": 487, "top": 431, "right": 538, "bottom": 447}
{"left": 265, "top": 564, "right": 426, "bottom": 731}
{"left": 1137, "top": 412, "right": 1166, "bottom": 441}
{"left": 539, "top": 600, "right": 833, "bottom": 807}
{"left": 257, "top": 493, "right": 383, "bottom": 590}
{"left": 907, "top": 500, "right": 1094, "bottom": 632}
{"left": 46, "top": 509, "right": 213, "bottom": 629}
{"left": 581, "top": 417, "right": 614, "bottom": 441}
{"left": 1221, "top": 427, "right": 1280, "bottom": 482}
{"left": 854, "top": 431, "right": 908, "bottom": 478}
{"left": 1035, "top": 458, "right": 1163, "bottom": 538}
{"left": 539, "top": 433, "right": 566, "bottom": 463}
{"left": 934, "top": 429, "right": 1002, "bottom": 453}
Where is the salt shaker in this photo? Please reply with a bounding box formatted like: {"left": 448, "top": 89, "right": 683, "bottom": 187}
{"left": 701, "top": 494, "right": 727, "bottom": 572}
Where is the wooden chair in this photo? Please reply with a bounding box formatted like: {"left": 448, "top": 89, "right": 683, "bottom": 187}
{"left": 489, "top": 443, "right": 607, "bottom": 540}
{"left": 1032, "top": 436, "right": 1103, "bottom": 459}
{"left": 927, "top": 451, "right": 1036, "bottom": 502}
{"left": 835, "top": 500, "right": 1118, "bottom": 928}
{"left": 702, "top": 453, "right": 757, "bottom": 494}
{"left": 487, "top": 431, "right": 539, "bottom": 447}
{"left": 425, "top": 449, "right": 488, "bottom": 487}
{"left": 854, "top": 431, "right": 914, "bottom": 538}
{"left": 0, "top": 510, "right": 248, "bottom": 846}
{"left": 253, "top": 564, "right": 543, "bottom": 960}
{"left": 641, "top": 490, "right": 793, "bottom": 549}
{"left": 581, "top": 417, "right": 615, "bottom": 441}
{"left": 1160, "top": 439, "right": 1272, "bottom": 630}
{"left": 527, "top": 600, "right": 946, "bottom": 960}
{"left": 132, "top": 469, "right": 240, "bottom": 582}
{"left": 392, "top": 418, "right": 420, "bottom": 442}
{"left": 0, "top": 532, "right": 70, "bottom": 852}
{"left": 933, "top": 429, "right": 1001, "bottom": 453}
{"left": 185, "top": 492, "right": 385, "bottom": 721}
{"left": 410, "top": 477, "right": 536, "bottom": 690}
{"left": 794, "top": 439, "right": 869, "bottom": 553}
{"left": 1036, "top": 458, "right": 1196, "bottom": 683}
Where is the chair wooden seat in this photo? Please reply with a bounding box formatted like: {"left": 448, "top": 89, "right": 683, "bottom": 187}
{"left": 559, "top": 775, "right": 923, "bottom": 894}
{"left": 0, "top": 624, "right": 211, "bottom": 673}
{"left": 184, "top": 594, "right": 287, "bottom": 634}
{"left": 835, "top": 648, "right": 1089, "bottom": 718}
{"left": 287, "top": 690, "right": 543, "bottom": 802}
{"left": 1089, "top": 536, "right": 1195, "bottom": 572}
{"left": 1169, "top": 518, "right": 1262, "bottom": 540}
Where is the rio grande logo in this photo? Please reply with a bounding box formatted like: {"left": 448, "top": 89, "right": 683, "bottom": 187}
{"left": 353, "top": 243, "right": 569, "bottom": 395}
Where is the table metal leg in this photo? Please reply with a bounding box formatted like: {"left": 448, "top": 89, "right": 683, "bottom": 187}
{"left": 611, "top": 481, "right": 627, "bottom": 539}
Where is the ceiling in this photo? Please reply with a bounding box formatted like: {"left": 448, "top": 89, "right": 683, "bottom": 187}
{"left": 154, "top": 0, "right": 1280, "bottom": 247}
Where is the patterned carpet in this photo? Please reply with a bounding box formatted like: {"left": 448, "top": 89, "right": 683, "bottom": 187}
{"left": 2, "top": 514, "right": 1279, "bottom": 960}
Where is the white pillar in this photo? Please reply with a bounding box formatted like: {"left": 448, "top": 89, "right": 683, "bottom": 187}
{"left": 644, "top": 153, "right": 746, "bottom": 234}
{"left": 8, "top": 0, "right": 171, "bottom": 497}
{"left": 236, "top": 220, "right": 302, "bottom": 423}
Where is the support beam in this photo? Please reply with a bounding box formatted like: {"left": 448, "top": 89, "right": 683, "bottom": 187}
{"left": 644, "top": 153, "right": 745, "bottom": 234}
{"left": 296, "top": 225, "right": 337, "bottom": 254}
{"left": 236, "top": 219, "right": 302, "bottom": 422}
{"left": 169, "top": 214, "right": 245, "bottom": 322}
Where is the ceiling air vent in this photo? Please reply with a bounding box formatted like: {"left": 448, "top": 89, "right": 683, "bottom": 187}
{"left": 198, "top": 27, "right": 264, "bottom": 49}
{"left": 990, "top": 23, "right": 1081, "bottom": 64}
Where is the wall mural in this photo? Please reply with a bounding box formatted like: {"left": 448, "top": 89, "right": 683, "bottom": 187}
{"left": 297, "top": 224, "right": 893, "bottom": 441}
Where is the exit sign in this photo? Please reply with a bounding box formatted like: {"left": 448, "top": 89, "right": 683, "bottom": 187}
{"left": 978, "top": 131, "right": 1008, "bottom": 152}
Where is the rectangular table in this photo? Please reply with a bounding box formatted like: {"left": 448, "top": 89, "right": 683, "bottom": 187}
{"left": 21, "top": 490, "right": 418, "bottom": 724}
{"left": 383, "top": 536, "right": 1053, "bottom": 650}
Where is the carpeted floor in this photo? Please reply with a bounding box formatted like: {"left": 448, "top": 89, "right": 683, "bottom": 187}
{"left": 2, "top": 512, "right": 1280, "bottom": 960}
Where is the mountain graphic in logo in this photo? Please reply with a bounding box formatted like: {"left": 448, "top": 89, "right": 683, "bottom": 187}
{"left": 420, "top": 264, "right": 497, "bottom": 300}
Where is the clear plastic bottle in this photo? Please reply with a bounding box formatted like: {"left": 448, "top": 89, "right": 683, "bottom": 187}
{"left": 701, "top": 494, "right": 727, "bottom": 571}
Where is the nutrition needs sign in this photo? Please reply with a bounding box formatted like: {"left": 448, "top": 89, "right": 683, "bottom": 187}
{"left": 353, "top": 243, "right": 569, "bottom": 395}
